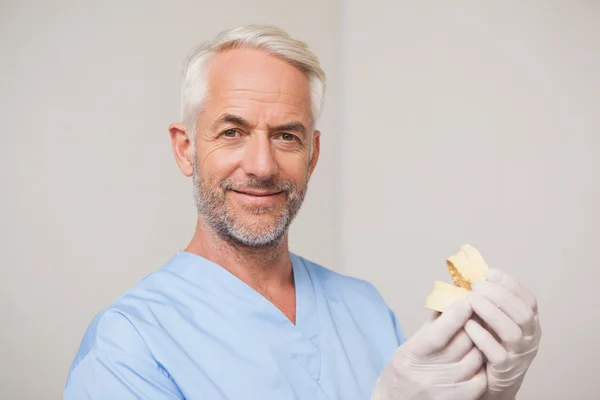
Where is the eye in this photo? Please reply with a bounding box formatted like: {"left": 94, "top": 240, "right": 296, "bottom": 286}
{"left": 279, "top": 133, "right": 298, "bottom": 142}
{"left": 221, "top": 129, "right": 240, "bottom": 138}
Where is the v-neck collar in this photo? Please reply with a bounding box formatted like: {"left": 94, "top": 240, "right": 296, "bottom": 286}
{"left": 169, "top": 251, "right": 318, "bottom": 337}
{"left": 164, "top": 251, "right": 325, "bottom": 390}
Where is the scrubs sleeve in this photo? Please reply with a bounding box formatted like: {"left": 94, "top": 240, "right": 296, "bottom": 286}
{"left": 64, "top": 310, "right": 184, "bottom": 400}
{"left": 64, "top": 350, "right": 184, "bottom": 400}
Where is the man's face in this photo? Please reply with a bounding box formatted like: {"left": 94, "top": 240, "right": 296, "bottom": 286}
{"left": 190, "top": 48, "right": 320, "bottom": 247}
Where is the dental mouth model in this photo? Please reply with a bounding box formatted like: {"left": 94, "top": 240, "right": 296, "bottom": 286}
{"left": 425, "top": 244, "right": 489, "bottom": 312}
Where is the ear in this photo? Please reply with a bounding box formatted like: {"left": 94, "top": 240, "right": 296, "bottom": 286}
{"left": 307, "top": 130, "right": 321, "bottom": 177}
{"left": 169, "top": 123, "right": 194, "bottom": 177}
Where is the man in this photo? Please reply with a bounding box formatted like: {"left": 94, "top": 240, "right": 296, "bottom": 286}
{"left": 64, "top": 24, "right": 541, "bottom": 399}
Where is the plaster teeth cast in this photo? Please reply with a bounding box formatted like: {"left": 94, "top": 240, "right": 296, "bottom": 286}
{"left": 425, "top": 244, "right": 489, "bottom": 312}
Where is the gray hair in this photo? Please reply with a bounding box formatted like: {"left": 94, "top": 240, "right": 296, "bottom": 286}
{"left": 179, "top": 24, "right": 327, "bottom": 147}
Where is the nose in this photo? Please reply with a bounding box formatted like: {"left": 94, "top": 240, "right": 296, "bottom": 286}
{"left": 240, "top": 134, "right": 279, "bottom": 180}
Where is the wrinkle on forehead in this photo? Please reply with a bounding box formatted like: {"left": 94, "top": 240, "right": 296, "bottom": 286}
{"left": 203, "top": 48, "right": 312, "bottom": 121}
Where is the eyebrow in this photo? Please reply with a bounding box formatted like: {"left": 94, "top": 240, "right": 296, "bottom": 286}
{"left": 274, "top": 121, "right": 307, "bottom": 136}
{"left": 213, "top": 113, "right": 307, "bottom": 137}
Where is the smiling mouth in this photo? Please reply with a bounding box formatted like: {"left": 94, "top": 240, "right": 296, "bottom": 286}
{"left": 231, "top": 190, "right": 283, "bottom": 197}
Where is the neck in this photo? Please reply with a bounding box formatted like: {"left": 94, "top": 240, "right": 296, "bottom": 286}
{"left": 184, "top": 217, "right": 294, "bottom": 295}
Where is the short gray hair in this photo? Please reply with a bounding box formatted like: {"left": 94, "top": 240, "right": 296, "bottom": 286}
{"left": 179, "top": 24, "right": 327, "bottom": 146}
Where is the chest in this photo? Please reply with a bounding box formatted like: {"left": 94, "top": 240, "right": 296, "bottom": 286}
{"left": 140, "top": 297, "right": 395, "bottom": 400}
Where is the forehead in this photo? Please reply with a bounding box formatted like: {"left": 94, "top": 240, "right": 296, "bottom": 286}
{"left": 203, "top": 48, "right": 312, "bottom": 123}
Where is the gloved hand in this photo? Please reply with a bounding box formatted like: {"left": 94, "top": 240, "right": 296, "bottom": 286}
{"left": 465, "top": 268, "right": 542, "bottom": 400}
{"left": 371, "top": 298, "right": 487, "bottom": 400}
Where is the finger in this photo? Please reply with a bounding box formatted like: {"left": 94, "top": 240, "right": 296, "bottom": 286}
{"left": 471, "top": 280, "right": 537, "bottom": 337}
{"left": 421, "top": 297, "right": 473, "bottom": 354}
{"left": 441, "top": 329, "right": 474, "bottom": 362}
{"left": 443, "top": 366, "right": 487, "bottom": 400}
{"left": 452, "top": 346, "right": 485, "bottom": 383}
{"left": 468, "top": 291, "right": 523, "bottom": 352}
{"left": 464, "top": 319, "right": 508, "bottom": 366}
{"left": 486, "top": 268, "right": 538, "bottom": 314}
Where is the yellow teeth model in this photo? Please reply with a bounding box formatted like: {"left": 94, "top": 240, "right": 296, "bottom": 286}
{"left": 425, "top": 244, "right": 489, "bottom": 312}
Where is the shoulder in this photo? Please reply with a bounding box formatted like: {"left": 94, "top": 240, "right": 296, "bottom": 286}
{"left": 64, "top": 301, "right": 183, "bottom": 398}
{"left": 67, "top": 253, "right": 186, "bottom": 377}
{"left": 65, "top": 307, "right": 154, "bottom": 387}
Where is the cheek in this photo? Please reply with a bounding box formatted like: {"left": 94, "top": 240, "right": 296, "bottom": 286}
{"left": 198, "top": 146, "right": 244, "bottom": 178}
{"left": 274, "top": 151, "right": 310, "bottom": 182}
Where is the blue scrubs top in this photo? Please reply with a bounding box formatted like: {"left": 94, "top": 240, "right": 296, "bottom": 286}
{"left": 64, "top": 252, "right": 405, "bottom": 399}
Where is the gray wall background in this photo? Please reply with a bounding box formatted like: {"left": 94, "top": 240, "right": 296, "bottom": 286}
{"left": 1, "top": 1, "right": 598, "bottom": 398}
{"left": 340, "top": 1, "right": 600, "bottom": 399}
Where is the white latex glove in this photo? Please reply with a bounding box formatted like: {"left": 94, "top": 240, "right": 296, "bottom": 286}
{"left": 371, "top": 298, "right": 487, "bottom": 400}
{"left": 465, "top": 268, "right": 542, "bottom": 400}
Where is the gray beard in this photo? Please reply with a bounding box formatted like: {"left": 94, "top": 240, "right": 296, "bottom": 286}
{"left": 192, "top": 160, "right": 308, "bottom": 248}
